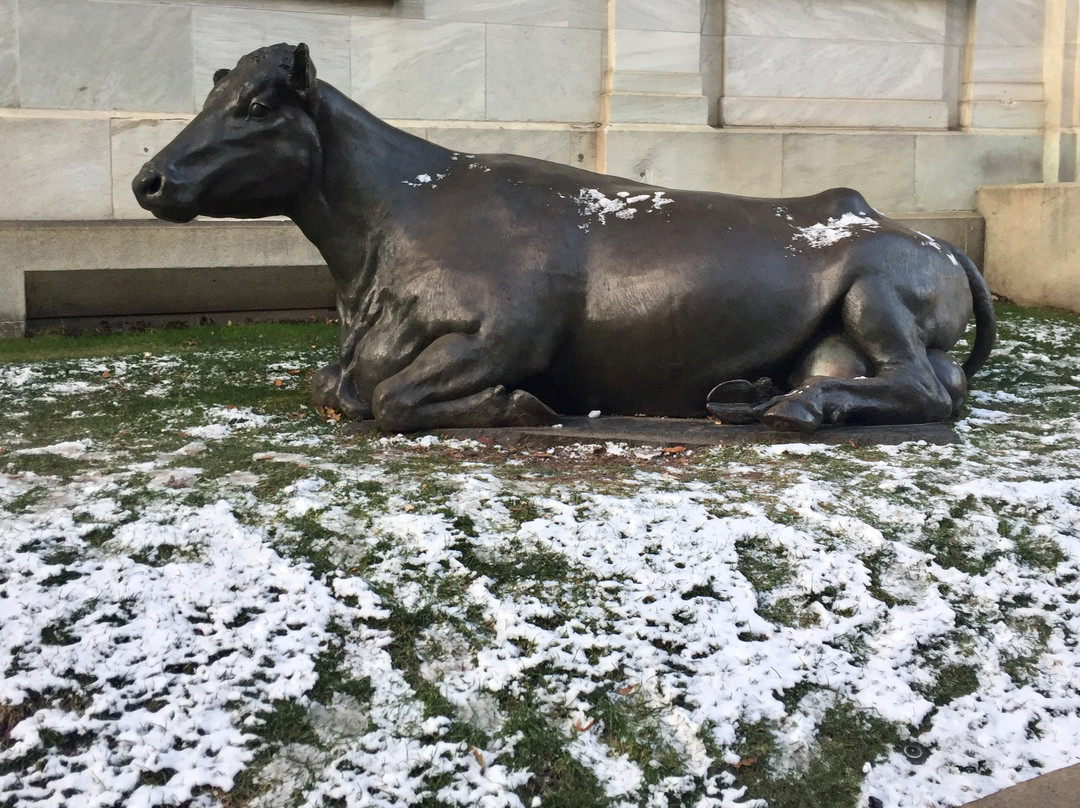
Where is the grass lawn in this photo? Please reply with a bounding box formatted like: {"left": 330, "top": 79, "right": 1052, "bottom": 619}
{"left": 2, "top": 304, "right": 1080, "bottom": 808}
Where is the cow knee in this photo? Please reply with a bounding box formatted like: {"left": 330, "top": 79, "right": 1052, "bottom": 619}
{"left": 371, "top": 382, "right": 417, "bottom": 432}
{"left": 928, "top": 350, "right": 967, "bottom": 416}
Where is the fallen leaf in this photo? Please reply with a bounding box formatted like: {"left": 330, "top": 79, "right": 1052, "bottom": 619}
{"left": 226, "top": 404, "right": 237, "bottom": 411}
{"left": 617, "top": 684, "right": 636, "bottom": 695}
{"left": 101, "top": 370, "right": 110, "bottom": 379}
{"left": 468, "top": 745, "right": 486, "bottom": 773}
{"left": 662, "top": 445, "right": 687, "bottom": 454}
{"left": 274, "top": 379, "right": 283, "bottom": 387}
{"left": 732, "top": 758, "right": 756, "bottom": 769}
{"left": 574, "top": 717, "right": 596, "bottom": 732}
{"left": 288, "top": 370, "right": 301, "bottom": 376}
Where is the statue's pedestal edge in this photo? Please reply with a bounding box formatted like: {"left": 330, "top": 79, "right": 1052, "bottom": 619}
{"left": 344, "top": 416, "right": 960, "bottom": 449}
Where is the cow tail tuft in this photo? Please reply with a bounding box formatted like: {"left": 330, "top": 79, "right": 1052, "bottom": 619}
{"left": 949, "top": 243, "right": 996, "bottom": 379}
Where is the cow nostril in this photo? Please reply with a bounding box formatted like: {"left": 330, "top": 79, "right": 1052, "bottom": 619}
{"left": 141, "top": 173, "right": 164, "bottom": 197}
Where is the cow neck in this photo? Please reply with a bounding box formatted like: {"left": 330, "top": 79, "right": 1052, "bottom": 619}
{"left": 290, "top": 82, "right": 451, "bottom": 305}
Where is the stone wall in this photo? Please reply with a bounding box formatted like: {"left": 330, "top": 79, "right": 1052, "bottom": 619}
{"left": 0, "top": 0, "right": 1074, "bottom": 221}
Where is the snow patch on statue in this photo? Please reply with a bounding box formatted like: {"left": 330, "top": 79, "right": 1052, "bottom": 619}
{"left": 795, "top": 213, "right": 881, "bottom": 248}
{"left": 568, "top": 189, "right": 673, "bottom": 231}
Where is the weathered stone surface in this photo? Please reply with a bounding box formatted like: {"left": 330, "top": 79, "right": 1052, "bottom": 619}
{"left": 782, "top": 133, "right": 917, "bottom": 212}
{"left": 614, "top": 0, "right": 701, "bottom": 33}
{"left": 0, "top": 117, "right": 112, "bottom": 220}
{"left": 424, "top": 0, "right": 567, "bottom": 27}
{"left": 608, "top": 92, "right": 709, "bottom": 125}
{"left": 971, "top": 46, "right": 1044, "bottom": 83}
{"left": 979, "top": 183, "right": 1080, "bottom": 312}
{"left": 345, "top": 415, "right": 961, "bottom": 448}
{"left": 27, "top": 265, "right": 334, "bottom": 319}
{"left": 914, "top": 133, "right": 1043, "bottom": 210}
{"left": 615, "top": 30, "right": 702, "bottom": 73}
{"left": 725, "top": 37, "right": 945, "bottom": 100}
{"left": 20, "top": 0, "right": 192, "bottom": 112}
{"left": 604, "top": 128, "right": 783, "bottom": 196}
{"left": 352, "top": 18, "right": 486, "bottom": 120}
{"left": 968, "top": 100, "right": 1045, "bottom": 130}
{"left": 424, "top": 126, "right": 574, "bottom": 164}
{"left": 973, "top": 0, "right": 1045, "bottom": 47}
{"left": 193, "top": 7, "right": 352, "bottom": 100}
{"left": 486, "top": 25, "right": 601, "bottom": 122}
{"left": 726, "top": 0, "right": 947, "bottom": 43}
{"left": 0, "top": 0, "right": 15, "bottom": 107}
{"left": 721, "top": 97, "right": 948, "bottom": 129}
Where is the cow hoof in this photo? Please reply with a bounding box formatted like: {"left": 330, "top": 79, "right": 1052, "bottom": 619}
{"left": 508, "top": 389, "right": 559, "bottom": 426}
{"left": 706, "top": 402, "right": 758, "bottom": 424}
{"left": 311, "top": 362, "right": 373, "bottom": 420}
{"left": 707, "top": 377, "right": 777, "bottom": 404}
{"left": 758, "top": 398, "right": 822, "bottom": 432}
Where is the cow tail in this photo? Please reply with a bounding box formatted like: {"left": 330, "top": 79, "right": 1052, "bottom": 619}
{"left": 948, "top": 243, "right": 996, "bottom": 379}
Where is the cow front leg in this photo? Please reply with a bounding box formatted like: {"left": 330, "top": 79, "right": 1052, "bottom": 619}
{"left": 370, "top": 333, "right": 558, "bottom": 432}
{"left": 311, "top": 361, "right": 373, "bottom": 419}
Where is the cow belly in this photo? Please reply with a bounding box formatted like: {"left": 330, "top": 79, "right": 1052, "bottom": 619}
{"left": 529, "top": 319, "right": 809, "bottom": 417}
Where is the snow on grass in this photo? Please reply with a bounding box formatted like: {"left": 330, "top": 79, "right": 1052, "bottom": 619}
{"left": 1, "top": 305, "right": 1080, "bottom": 808}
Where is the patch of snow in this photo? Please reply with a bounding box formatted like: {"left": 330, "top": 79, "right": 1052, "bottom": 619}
{"left": 794, "top": 213, "right": 880, "bottom": 248}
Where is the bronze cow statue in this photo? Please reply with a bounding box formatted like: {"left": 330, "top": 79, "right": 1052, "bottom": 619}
{"left": 133, "top": 43, "right": 994, "bottom": 433}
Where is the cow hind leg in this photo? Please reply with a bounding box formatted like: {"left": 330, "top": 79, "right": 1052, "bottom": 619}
{"left": 370, "top": 332, "right": 558, "bottom": 432}
{"left": 757, "top": 278, "right": 958, "bottom": 431}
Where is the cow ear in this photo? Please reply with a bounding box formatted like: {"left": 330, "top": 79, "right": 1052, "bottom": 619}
{"left": 213, "top": 68, "right": 230, "bottom": 86}
{"left": 289, "top": 42, "right": 318, "bottom": 108}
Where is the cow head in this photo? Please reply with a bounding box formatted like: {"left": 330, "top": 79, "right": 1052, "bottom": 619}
{"left": 133, "top": 43, "right": 322, "bottom": 222}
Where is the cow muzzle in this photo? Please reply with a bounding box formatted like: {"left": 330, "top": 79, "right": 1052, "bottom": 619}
{"left": 132, "top": 163, "right": 198, "bottom": 223}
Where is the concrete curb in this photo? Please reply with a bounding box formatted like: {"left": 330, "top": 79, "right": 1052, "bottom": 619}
{"left": 958, "top": 763, "right": 1080, "bottom": 807}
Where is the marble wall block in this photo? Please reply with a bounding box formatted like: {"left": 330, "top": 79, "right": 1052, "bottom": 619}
{"left": 567, "top": 0, "right": 608, "bottom": 30}
{"left": 423, "top": 126, "right": 573, "bottom": 164}
{"left": 970, "top": 83, "right": 1045, "bottom": 102}
{"left": 701, "top": 35, "right": 724, "bottom": 126}
{"left": 914, "top": 133, "right": 1043, "bottom": 209}
{"left": 615, "top": 0, "right": 701, "bottom": 33}
{"left": 721, "top": 97, "right": 947, "bottom": 128}
{"left": 726, "top": 0, "right": 947, "bottom": 44}
{"left": 20, "top": 0, "right": 192, "bottom": 112}
{"left": 111, "top": 118, "right": 191, "bottom": 219}
{"left": 781, "top": 133, "right": 916, "bottom": 211}
{"left": 968, "top": 100, "right": 1046, "bottom": 129}
{"left": 486, "top": 25, "right": 601, "bottom": 122}
{"left": 353, "top": 18, "right": 486, "bottom": 120}
{"left": 0, "top": 0, "right": 15, "bottom": 107}
{"left": 1064, "top": 43, "right": 1077, "bottom": 126}
{"left": 604, "top": 129, "right": 783, "bottom": 196}
{"left": 702, "top": 0, "right": 724, "bottom": 36}
{"left": 725, "top": 38, "right": 945, "bottom": 100}
{"left": 0, "top": 117, "right": 112, "bottom": 219}
{"left": 109, "top": 0, "right": 422, "bottom": 16}
{"left": 974, "top": 0, "right": 1045, "bottom": 47}
{"left": 193, "top": 7, "right": 352, "bottom": 101}
{"left": 424, "top": 0, "right": 567, "bottom": 27}
{"left": 971, "top": 46, "right": 1045, "bottom": 83}
{"left": 615, "top": 30, "right": 702, "bottom": 73}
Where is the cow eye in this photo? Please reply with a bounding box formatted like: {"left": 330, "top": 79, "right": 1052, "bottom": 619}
{"left": 248, "top": 100, "right": 270, "bottom": 119}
